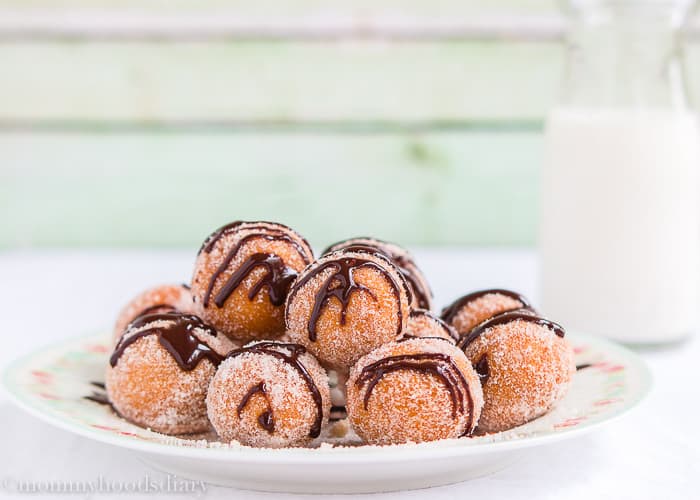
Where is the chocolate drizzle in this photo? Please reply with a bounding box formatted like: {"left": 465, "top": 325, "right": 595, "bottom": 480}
{"left": 199, "top": 221, "right": 246, "bottom": 254}
{"left": 474, "top": 355, "right": 490, "bottom": 384}
{"left": 398, "top": 335, "right": 453, "bottom": 344}
{"left": 201, "top": 224, "right": 310, "bottom": 309}
{"left": 458, "top": 310, "right": 566, "bottom": 351}
{"left": 576, "top": 363, "right": 592, "bottom": 371}
{"left": 409, "top": 309, "right": 460, "bottom": 341}
{"left": 330, "top": 405, "right": 347, "bottom": 422}
{"left": 227, "top": 342, "right": 324, "bottom": 438}
{"left": 288, "top": 256, "right": 404, "bottom": 342}
{"left": 392, "top": 254, "right": 432, "bottom": 310}
{"left": 355, "top": 353, "right": 477, "bottom": 435}
{"left": 441, "top": 289, "right": 534, "bottom": 325}
{"left": 208, "top": 252, "right": 297, "bottom": 308}
{"left": 133, "top": 303, "right": 177, "bottom": 320}
{"left": 84, "top": 392, "right": 111, "bottom": 406}
{"left": 322, "top": 238, "right": 433, "bottom": 309}
{"left": 84, "top": 381, "right": 111, "bottom": 406}
{"left": 199, "top": 221, "right": 311, "bottom": 256}
{"left": 110, "top": 313, "right": 223, "bottom": 371}
{"left": 237, "top": 381, "right": 275, "bottom": 433}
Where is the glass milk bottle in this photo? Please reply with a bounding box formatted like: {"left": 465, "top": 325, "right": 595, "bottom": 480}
{"left": 540, "top": 0, "right": 700, "bottom": 344}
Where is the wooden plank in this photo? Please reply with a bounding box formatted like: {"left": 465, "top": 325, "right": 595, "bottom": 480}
{"left": 0, "top": 41, "right": 563, "bottom": 122}
{"left": 0, "top": 130, "right": 540, "bottom": 248}
{"left": 0, "top": 1, "right": 559, "bottom": 17}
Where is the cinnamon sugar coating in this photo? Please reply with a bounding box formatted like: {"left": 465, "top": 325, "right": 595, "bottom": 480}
{"left": 442, "top": 290, "right": 530, "bottom": 336}
{"left": 403, "top": 309, "right": 458, "bottom": 343}
{"left": 461, "top": 318, "right": 575, "bottom": 433}
{"left": 206, "top": 341, "right": 330, "bottom": 448}
{"left": 113, "top": 284, "right": 193, "bottom": 344}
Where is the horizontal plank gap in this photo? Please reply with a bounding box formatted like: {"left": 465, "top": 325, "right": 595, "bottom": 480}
{"left": 0, "top": 119, "right": 544, "bottom": 134}
{"left": 0, "top": 12, "right": 566, "bottom": 41}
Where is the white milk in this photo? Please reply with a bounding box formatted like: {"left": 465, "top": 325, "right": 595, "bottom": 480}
{"left": 540, "top": 109, "right": 700, "bottom": 343}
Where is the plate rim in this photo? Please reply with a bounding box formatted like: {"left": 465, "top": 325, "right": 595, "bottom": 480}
{"left": 2, "top": 331, "right": 652, "bottom": 465}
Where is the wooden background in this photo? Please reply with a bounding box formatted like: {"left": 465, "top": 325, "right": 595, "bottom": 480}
{"left": 2, "top": 0, "right": 699, "bottom": 249}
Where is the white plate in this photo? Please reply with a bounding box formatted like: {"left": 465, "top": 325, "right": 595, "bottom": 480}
{"left": 3, "top": 332, "right": 650, "bottom": 494}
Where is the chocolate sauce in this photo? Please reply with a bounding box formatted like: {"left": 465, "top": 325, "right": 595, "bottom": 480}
{"left": 198, "top": 221, "right": 311, "bottom": 256}
{"left": 458, "top": 310, "right": 565, "bottom": 351}
{"left": 133, "top": 303, "right": 177, "bottom": 320}
{"left": 329, "top": 405, "right": 347, "bottom": 422}
{"left": 202, "top": 229, "right": 309, "bottom": 309}
{"left": 576, "top": 363, "right": 592, "bottom": 371}
{"left": 84, "top": 381, "right": 111, "bottom": 406}
{"left": 198, "top": 221, "right": 246, "bottom": 254}
{"left": 355, "top": 353, "right": 476, "bottom": 434}
{"left": 323, "top": 239, "right": 433, "bottom": 309}
{"left": 441, "top": 289, "right": 534, "bottom": 325}
{"left": 227, "top": 342, "right": 324, "bottom": 438}
{"left": 398, "top": 334, "right": 453, "bottom": 344}
{"left": 474, "top": 355, "right": 490, "bottom": 384}
{"left": 110, "top": 313, "right": 222, "bottom": 371}
{"left": 84, "top": 392, "right": 111, "bottom": 406}
{"left": 409, "top": 310, "right": 460, "bottom": 341}
{"left": 392, "top": 254, "right": 432, "bottom": 310}
{"left": 321, "top": 238, "right": 374, "bottom": 257}
{"left": 288, "top": 256, "right": 404, "bottom": 342}
{"left": 323, "top": 244, "right": 415, "bottom": 305}
{"left": 237, "top": 381, "right": 275, "bottom": 433}
{"left": 210, "top": 253, "right": 297, "bottom": 308}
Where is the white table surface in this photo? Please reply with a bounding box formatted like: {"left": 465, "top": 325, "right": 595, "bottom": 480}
{"left": 0, "top": 249, "right": 698, "bottom": 500}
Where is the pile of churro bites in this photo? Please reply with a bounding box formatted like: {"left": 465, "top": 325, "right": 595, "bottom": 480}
{"left": 105, "top": 221, "right": 574, "bottom": 448}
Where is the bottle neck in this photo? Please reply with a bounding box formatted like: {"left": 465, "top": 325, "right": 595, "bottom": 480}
{"left": 561, "top": 1, "right": 692, "bottom": 109}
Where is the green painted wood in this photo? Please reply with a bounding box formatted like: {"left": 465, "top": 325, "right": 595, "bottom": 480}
{"left": 0, "top": 41, "right": 563, "bottom": 123}
{"left": 4, "top": 39, "right": 700, "bottom": 123}
{"left": 0, "top": 1, "right": 558, "bottom": 16}
{"left": 0, "top": 130, "right": 541, "bottom": 248}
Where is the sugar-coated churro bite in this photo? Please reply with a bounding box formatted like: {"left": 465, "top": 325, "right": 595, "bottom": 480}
{"left": 459, "top": 310, "right": 575, "bottom": 433}
{"left": 206, "top": 341, "right": 330, "bottom": 448}
{"left": 402, "top": 309, "right": 459, "bottom": 343}
{"left": 191, "top": 221, "right": 314, "bottom": 342}
{"left": 113, "top": 284, "right": 193, "bottom": 344}
{"left": 441, "top": 289, "right": 533, "bottom": 336}
{"left": 346, "top": 338, "right": 483, "bottom": 445}
{"left": 285, "top": 250, "right": 411, "bottom": 370}
{"left": 106, "top": 312, "right": 236, "bottom": 435}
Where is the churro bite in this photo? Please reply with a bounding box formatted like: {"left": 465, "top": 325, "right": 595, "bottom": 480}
{"left": 191, "top": 221, "right": 313, "bottom": 342}
{"left": 441, "top": 289, "right": 533, "bottom": 336}
{"left": 206, "top": 342, "right": 330, "bottom": 448}
{"left": 106, "top": 312, "right": 235, "bottom": 435}
{"left": 113, "top": 284, "right": 193, "bottom": 344}
{"left": 285, "top": 250, "right": 411, "bottom": 370}
{"left": 346, "top": 338, "right": 483, "bottom": 445}
{"left": 459, "top": 310, "right": 574, "bottom": 433}
{"left": 323, "top": 237, "right": 433, "bottom": 310}
{"left": 403, "top": 309, "right": 459, "bottom": 343}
